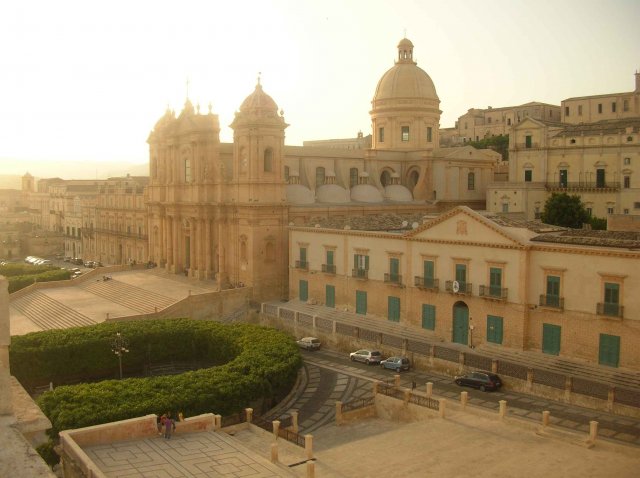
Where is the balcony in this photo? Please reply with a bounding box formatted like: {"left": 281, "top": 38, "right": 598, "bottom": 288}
{"left": 479, "top": 285, "right": 508, "bottom": 300}
{"left": 414, "top": 276, "right": 439, "bottom": 291}
{"left": 539, "top": 294, "right": 564, "bottom": 309}
{"left": 295, "top": 260, "right": 309, "bottom": 270}
{"left": 597, "top": 302, "right": 624, "bottom": 318}
{"left": 384, "top": 273, "right": 403, "bottom": 286}
{"left": 445, "top": 280, "right": 472, "bottom": 295}
{"left": 545, "top": 181, "right": 620, "bottom": 193}
{"left": 321, "top": 263, "right": 336, "bottom": 274}
{"left": 352, "top": 268, "right": 368, "bottom": 280}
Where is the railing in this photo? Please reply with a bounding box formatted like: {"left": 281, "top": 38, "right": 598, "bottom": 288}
{"left": 414, "top": 276, "right": 439, "bottom": 290}
{"left": 539, "top": 294, "right": 564, "bottom": 309}
{"left": 377, "top": 382, "right": 405, "bottom": 400}
{"left": 408, "top": 393, "right": 439, "bottom": 411}
{"left": 597, "top": 302, "right": 624, "bottom": 318}
{"left": 479, "top": 285, "right": 508, "bottom": 300}
{"left": 221, "top": 410, "right": 246, "bottom": 428}
{"left": 295, "top": 260, "right": 309, "bottom": 270}
{"left": 321, "top": 263, "right": 336, "bottom": 274}
{"left": 445, "top": 280, "right": 472, "bottom": 295}
{"left": 384, "top": 273, "right": 402, "bottom": 285}
{"left": 278, "top": 427, "right": 306, "bottom": 447}
{"left": 341, "top": 396, "right": 375, "bottom": 413}
{"left": 545, "top": 181, "right": 620, "bottom": 192}
{"left": 352, "top": 268, "right": 368, "bottom": 279}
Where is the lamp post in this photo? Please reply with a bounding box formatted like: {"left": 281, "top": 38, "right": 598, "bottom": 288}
{"left": 111, "top": 332, "right": 129, "bottom": 379}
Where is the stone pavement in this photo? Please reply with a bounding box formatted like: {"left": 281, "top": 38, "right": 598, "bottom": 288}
{"left": 84, "top": 429, "right": 295, "bottom": 477}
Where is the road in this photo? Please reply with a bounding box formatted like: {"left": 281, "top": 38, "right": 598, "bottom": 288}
{"left": 278, "top": 348, "right": 640, "bottom": 446}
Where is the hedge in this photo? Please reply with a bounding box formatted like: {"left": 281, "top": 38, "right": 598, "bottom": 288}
{"left": 12, "top": 319, "right": 302, "bottom": 437}
{"left": 1, "top": 264, "right": 71, "bottom": 293}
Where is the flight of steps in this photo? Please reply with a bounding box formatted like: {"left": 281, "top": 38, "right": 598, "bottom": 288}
{"left": 11, "top": 291, "right": 97, "bottom": 330}
{"left": 79, "top": 278, "right": 175, "bottom": 314}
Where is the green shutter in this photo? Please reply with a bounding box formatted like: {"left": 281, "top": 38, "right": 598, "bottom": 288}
{"left": 424, "top": 261, "right": 434, "bottom": 279}
{"left": 604, "top": 283, "right": 620, "bottom": 316}
{"left": 487, "top": 315, "right": 503, "bottom": 344}
{"left": 542, "top": 323, "right": 561, "bottom": 355}
{"left": 326, "top": 250, "right": 334, "bottom": 266}
{"left": 390, "top": 257, "right": 399, "bottom": 281}
{"left": 299, "top": 280, "right": 308, "bottom": 302}
{"left": 546, "top": 275, "right": 560, "bottom": 307}
{"left": 490, "top": 267, "right": 502, "bottom": 296}
{"left": 421, "top": 304, "right": 435, "bottom": 330}
{"left": 325, "top": 284, "right": 335, "bottom": 308}
{"left": 365, "top": 255, "right": 369, "bottom": 270}
{"left": 388, "top": 296, "right": 400, "bottom": 322}
{"left": 356, "top": 290, "right": 367, "bottom": 315}
{"left": 452, "top": 304, "right": 469, "bottom": 345}
{"left": 300, "top": 247, "right": 307, "bottom": 263}
{"left": 598, "top": 334, "right": 620, "bottom": 367}
{"left": 455, "top": 264, "right": 466, "bottom": 284}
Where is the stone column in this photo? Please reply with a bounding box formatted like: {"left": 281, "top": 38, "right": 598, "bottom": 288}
{"left": 245, "top": 408, "right": 253, "bottom": 423}
{"left": 589, "top": 421, "right": 598, "bottom": 442}
{"left": 165, "top": 216, "right": 173, "bottom": 270}
{"left": 499, "top": 400, "right": 507, "bottom": 420}
{"left": 335, "top": 401, "right": 343, "bottom": 425}
{"left": 272, "top": 420, "right": 280, "bottom": 441}
{"left": 291, "top": 410, "right": 299, "bottom": 433}
{"left": 270, "top": 443, "right": 278, "bottom": 463}
{"left": 426, "top": 382, "right": 433, "bottom": 398}
{"left": 305, "top": 434, "right": 313, "bottom": 460}
{"left": 189, "top": 220, "right": 196, "bottom": 276}
{"left": 542, "top": 410, "right": 550, "bottom": 428}
{"left": 394, "top": 374, "right": 401, "bottom": 388}
{"left": 205, "top": 219, "right": 212, "bottom": 279}
{"left": 460, "top": 391, "right": 468, "bottom": 410}
{"left": 306, "top": 460, "right": 315, "bottom": 478}
{"left": 0, "top": 277, "right": 13, "bottom": 416}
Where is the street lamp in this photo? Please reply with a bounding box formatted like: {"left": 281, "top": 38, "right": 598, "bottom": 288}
{"left": 111, "top": 332, "right": 129, "bottom": 379}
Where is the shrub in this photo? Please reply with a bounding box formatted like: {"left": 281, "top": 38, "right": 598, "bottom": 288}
{"left": 11, "top": 319, "right": 302, "bottom": 437}
{"left": 3, "top": 264, "right": 71, "bottom": 293}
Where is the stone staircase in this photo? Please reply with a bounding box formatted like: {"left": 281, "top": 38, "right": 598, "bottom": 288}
{"left": 10, "top": 291, "right": 97, "bottom": 330}
{"left": 78, "top": 278, "right": 175, "bottom": 314}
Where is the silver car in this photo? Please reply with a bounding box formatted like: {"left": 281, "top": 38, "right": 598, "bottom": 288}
{"left": 349, "top": 349, "right": 383, "bottom": 365}
{"left": 297, "top": 337, "right": 321, "bottom": 350}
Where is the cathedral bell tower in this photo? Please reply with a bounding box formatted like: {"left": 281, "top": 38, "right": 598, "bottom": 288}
{"left": 226, "top": 78, "right": 289, "bottom": 300}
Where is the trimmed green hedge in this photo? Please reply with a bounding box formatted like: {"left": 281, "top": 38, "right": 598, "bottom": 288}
{"left": 11, "top": 319, "right": 301, "bottom": 437}
{"left": 1, "top": 264, "right": 71, "bottom": 293}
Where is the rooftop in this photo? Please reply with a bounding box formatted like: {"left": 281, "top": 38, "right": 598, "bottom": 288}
{"left": 553, "top": 118, "right": 640, "bottom": 137}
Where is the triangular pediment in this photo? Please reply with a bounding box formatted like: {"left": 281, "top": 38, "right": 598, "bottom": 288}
{"left": 407, "top": 206, "right": 526, "bottom": 247}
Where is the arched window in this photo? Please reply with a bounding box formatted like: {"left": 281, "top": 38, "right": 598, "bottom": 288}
{"left": 408, "top": 170, "right": 420, "bottom": 191}
{"left": 265, "top": 241, "right": 275, "bottom": 262}
{"left": 380, "top": 170, "right": 392, "bottom": 187}
{"left": 467, "top": 172, "right": 475, "bottom": 191}
{"left": 315, "top": 167, "right": 326, "bottom": 186}
{"left": 264, "top": 148, "right": 273, "bottom": 172}
{"left": 349, "top": 168, "right": 359, "bottom": 188}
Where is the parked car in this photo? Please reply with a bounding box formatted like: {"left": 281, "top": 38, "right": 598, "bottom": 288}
{"left": 84, "top": 260, "right": 96, "bottom": 268}
{"left": 38, "top": 259, "right": 52, "bottom": 265}
{"left": 72, "top": 258, "right": 83, "bottom": 265}
{"left": 454, "top": 371, "right": 502, "bottom": 392}
{"left": 380, "top": 356, "right": 410, "bottom": 372}
{"left": 296, "top": 337, "right": 321, "bottom": 350}
{"left": 349, "top": 349, "right": 383, "bottom": 365}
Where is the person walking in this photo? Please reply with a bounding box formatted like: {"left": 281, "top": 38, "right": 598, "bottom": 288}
{"left": 164, "top": 413, "right": 176, "bottom": 439}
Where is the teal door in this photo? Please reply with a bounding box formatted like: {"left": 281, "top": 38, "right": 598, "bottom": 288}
{"left": 542, "top": 323, "right": 561, "bottom": 355}
{"left": 546, "top": 275, "right": 560, "bottom": 307}
{"left": 388, "top": 296, "right": 400, "bottom": 322}
{"left": 356, "top": 290, "right": 367, "bottom": 315}
{"left": 599, "top": 334, "right": 620, "bottom": 367}
{"left": 423, "top": 260, "right": 434, "bottom": 288}
{"left": 452, "top": 302, "right": 469, "bottom": 345}
{"left": 486, "top": 315, "right": 503, "bottom": 344}
{"left": 389, "top": 257, "right": 400, "bottom": 282}
{"left": 299, "top": 280, "right": 308, "bottom": 302}
{"left": 326, "top": 284, "right": 335, "bottom": 308}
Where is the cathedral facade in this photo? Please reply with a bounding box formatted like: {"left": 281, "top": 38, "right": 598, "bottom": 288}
{"left": 146, "top": 38, "right": 499, "bottom": 300}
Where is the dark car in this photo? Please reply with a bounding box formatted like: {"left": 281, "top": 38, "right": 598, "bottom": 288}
{"left": 454, "top": 371, "right": 502, "bottom": 392}
{"left": 380, "top": 356, "right": 410, "bottom": 372}
{"left": 349, "top": 349, "right": 383, "bottom": 365}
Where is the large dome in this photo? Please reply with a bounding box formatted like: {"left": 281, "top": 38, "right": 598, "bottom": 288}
{"left": 373, "top": 38, "right": 439, "bottom": 102}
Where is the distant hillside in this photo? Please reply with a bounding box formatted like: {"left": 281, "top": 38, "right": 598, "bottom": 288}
{"left": 0, "top": 160, "right": 149, "bottom": 180}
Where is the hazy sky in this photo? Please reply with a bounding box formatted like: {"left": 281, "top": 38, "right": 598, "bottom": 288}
{"left": 1, "top": 0, "right": 639, "bottom": 168}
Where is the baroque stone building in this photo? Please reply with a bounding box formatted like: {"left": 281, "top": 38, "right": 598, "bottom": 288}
{"left": 146, "top": 38, "right": 499, "bottom": 299}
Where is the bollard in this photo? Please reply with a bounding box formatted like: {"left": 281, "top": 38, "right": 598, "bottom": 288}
{"left": 460, "top": 391, "right": 468, "bottom": 410}
{"left": 245, "top": 408, "right": 253, "bottom": 423}
{"left": 426, "top": 382, "right": 433, "bottom": 398}
{"left": 214, "top": 414, "right": 222, "bottom": 431}
{"left": 270, "top": 442, "right": 278, "bottom": 463}
{"left": 542, "top": 410, "right": 550, "bottom": 428}
{"left": 305, "top": 434, "right": 314, "bottom": 460}
{"left": 499, "top": 400, "right": 507, "bottom": 420}
{"left": 335, "top": 401, "right": 343, "bottom": 425}
{"left": 394, "top": 374, "right": 401, "bottom": 388}
{"left": 306, "top": 460, "right": 315, "bottom": 478}
{"left": 439, "top": 399, "right": 446, "bottom": 419}
{"left": 291, "top": 410, "right": 299, "bottom": 433}
{"left": 589, "top": 420, "right": 598, "bottom": 442}
{"left": 272, "top": 420, "right": 280, "bottom": 441}
{"left": 491, "top": 359, "right": 499, "bottom": 373}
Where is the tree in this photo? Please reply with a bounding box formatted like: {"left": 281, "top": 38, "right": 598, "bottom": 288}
{"left": 541, "top": 193, "right": 590, "bottom": 228}
{"left": 466, "top": 135, "right": 509, "bottom": 160}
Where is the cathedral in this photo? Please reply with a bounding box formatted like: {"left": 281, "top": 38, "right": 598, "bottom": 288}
{"left": 146, "top": 38, "right": 499, "bottom": 300}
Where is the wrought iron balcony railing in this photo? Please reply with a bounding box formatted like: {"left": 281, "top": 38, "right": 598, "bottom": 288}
{"left": 479, "top": 285, "right": 508, "bottom": 300}
{"left": 384, "top": 273, "right": 402, "bottom": 285}
{"left": 414, "top": 276, "right": 439, "bottom": 291}
{"left": 597, "top": 302, "right": 623, "bottom": 318}
{"left": 352, "top": 268, "right": 368, "bottom": 279}
{"left": 295, "top": 260, "right": 309, "bottom": 270}
{"left": 539, "top": 294, "right": 564, "bottom": 309}
{"left": 321, "top": 263, "right": 336, "bottom": 274}
{"left": 445, "top": 280, "right": 472, "bottom": 295}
